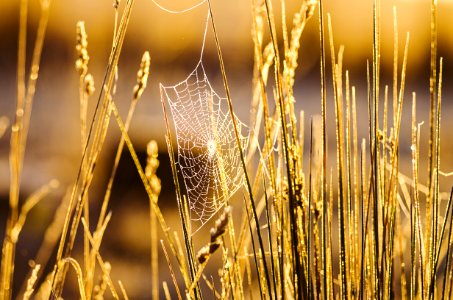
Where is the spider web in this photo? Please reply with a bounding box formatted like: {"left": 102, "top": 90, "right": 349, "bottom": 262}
{"left": 161, "top": 61, "right": 248, "bottom": 226}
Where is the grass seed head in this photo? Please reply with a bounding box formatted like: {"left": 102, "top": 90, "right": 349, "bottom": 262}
{"left": 146, "top": 140, "right": 161, "bottom": 196}
{"left": 146, "top": 140, "right": 159, "bottom": 177}
{"left": 305, "top": 0, "right": 318, "bottom": 19}
{"left": 196, "top": 206, "right": 230, "bottom": 264}
{"left": 75, "top": 21, "right": 89, "bottom": 76}
{"left": 23, "top": 264, "right": 41, "bottom": 300}
{"left": 84, "top": 73, "right": 95, "bottom": 96}
{"left": 93, "top": 262, "right": 111, "bottom": 300}
{"left": 210, "top": 206, "right": 230, "bottom": 242}
{"left": 197, "top": 245, "right": 210, "bottom": 264}
{"left": 133, "top": 51, "right": 151, "bottom": 100}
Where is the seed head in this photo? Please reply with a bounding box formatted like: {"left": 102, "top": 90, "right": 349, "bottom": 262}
{"left": 197, "top": 245, "right": 210, "bottom": 264}
{"left": 84, "top": 73, "right": 95, "bottom": 96}
{"left": 75, "top": 21, "right": 89, "bottom": 76}
{"left": 210, "top": 206, "right": 230, "bottom": 242}
{"left": 305, "top": 0, "right": 318, "bottom": 20}
{"left": 145, "top": 140, "right": 161, "bottom": 196}
{"left": 133, "top": 51, "right": 151, "bottom": 100}
{"left": 196, "top": 206, "right": 231, "bottom": 264}
{"left": 146, "top": 140, "right": 159, "bottom": 176}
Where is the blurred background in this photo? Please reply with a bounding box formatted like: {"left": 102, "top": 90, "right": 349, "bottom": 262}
{"left": 0, "top": 0, "right": 452, "bottom": 298}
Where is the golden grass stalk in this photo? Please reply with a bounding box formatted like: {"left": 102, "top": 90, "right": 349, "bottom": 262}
{"left": 51, "top": 1, "right": 136, "bottom": 295}
{"left": 410, "top": 91, "right": 419, "bottom": 299}
{"left": 118, "top": 281, "right": 129, "bottom": 300}
{"left": 75, "top": 20, "right": 95, "bottom": 146}
{"left": 96, "top": 51, "right": 150, "bottom": 233}
{"left": 1, "top": 1, "right": 51, "bottom": 298}
{"left": 146, "top": 140, "right": 161, "bottom": 300}
{"left": 81, "top": 216, "right": 120, "bottom": 299}
{"left": 441, "top": 188, "right": 453, "bottom": 299}
{"left": 87, "top": 54, "right": 151, "bottom": 296}
{"left": 111, "top": 99, "right": 193, "bottom": 292}
{"left": 160, "top": 89, "right": 200, "bottom": 296}
{"left": 188, "top": 207, "right": 230, "bottom": 297}
{"left": 318, "top": 1, "right": 329, "bottom": 298}
{"left": 428, "top": 56, "right": 443, "bottom": 299}
{"left": 10, "top": 180, "right": 59, "bottom": 243}
{"left": 208, "top": 0, "right": 274, "bottom": 298}
{"left": 22, "top": 264, "right": 40, "bottom": 300}
{"left": 58, "top": 258, "right": 87, "bottom": 300}
{"left": 371, "top": 1, "right": 381, "bottom": 295}
{"left": 263, "top": 0, "right": 308, "bottom": 296}
{"left": 428, "top": 0, "right": 438, "bottom": 203}
{"left": 93, "top": 261, "right": 110, "bottom": 299}
{"left": 161, "top": 241, "right": 183, "bottom": 300}
{"left": 16, "top": 189, "right": 71, "bottom": 297}
{"left": 75, "top": 19, "right": 95, "bottom": 292}
{"left": 162, "top": 281, "right": 171, "bottom": 300}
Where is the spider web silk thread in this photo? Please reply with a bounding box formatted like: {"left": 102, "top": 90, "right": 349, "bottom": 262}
{"left": 160, "top": 62, "right": 249, "bottom": 227}
{"left": 157, "top": 2, "right": 265, "bottom": 231}
{"left": 151, "top": 0, "right": 210, "bottom": 61}
{"left": 150, "top": 0, "right": 207, "bottom": 14}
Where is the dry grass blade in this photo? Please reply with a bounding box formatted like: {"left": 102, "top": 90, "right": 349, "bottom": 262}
{"left": 318, "top": 1, "right": 329, "bottom": 298}
{"left": 208, "top": 0, "right": 273, "bottom": 297}
{"left": 1, "top": 1, "right": 51, "bottom": 298}
{"left": 159, "top": 86, "right": 199, "bottom": 296}
{"left": 80, "top": 216, "right": 120, "bottom": 300}
{"left": 11, "top": 180, "right": 59, "bottom": 243}
{"left": 22, "top": 264, "right": 40, "bottom": 300}
{"left": 110, "top": 100, "right": 192, "bottom": 291}
{"left": 51, "top": 1, "right": 136, "bottom": 295}
{"left": 441, "top": 188, "right": 453, "bottom": 300}
{"left": 118, "top": 281, "right": 129, "bottom": 300}
{"left": 161, "top": 241, "right": 183, "bottom": 300}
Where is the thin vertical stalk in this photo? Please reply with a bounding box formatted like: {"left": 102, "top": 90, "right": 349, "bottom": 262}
{"left": 52, "top": 2, "right": 136, "bottom": 294}
{"left": 352, "top": 86, "right": 360, "bottom": 297}
{"left": 392, "top": 6, "right": 398, "bottom": 125}
{"left": 428, "top": 0, "right": 438, "bottom": 202}
{"left": 160, "top": 89, "right": 200, "bottom": 299}
{"left": 318, "top": 1, "right": 328, "bottom": 298}
{"left": 262, "top": 0, "right": 306, "bottom": 296}
{"left": 245, "top": 197, "right": 265, "bottom": 300}
{"left": 1, "top": 1, "right": 51, "bottom": 298}
{"left": 1, "top": 0, "right": 28, "bottom": 296}
{"left": 372, "top": 0, "right": 381, "bottom": 295}
{"left": 410, "top": 92, "right": 418, "bottom": 300}
{"left": 207, "top": 0, "right": 272, "bottom": 296}
{"left": 360, "top": 139, "right": 367, "bottom": 299}
{"left": 327, "top": 15, "right": 347, "bottom": 299}
{"left": 428, "top": 56, "right": 443, "bottom": 299}
{"left": 441, "top": 188, "right": 453, "bottom": 300}
{"left": 264, "top": 179, "right": 278, "bottom": 300}
{"left": 308, "top": 117, "right": 315, "bottom": 299}
{"left": 345, "top": 70, "right": 354, "bottom": 298}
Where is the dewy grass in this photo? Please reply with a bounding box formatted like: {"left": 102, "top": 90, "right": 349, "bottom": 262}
{"left": 0, "top": 0, "right": 51, "bottom": 297}
{"left": 1, "top": 0, "right": 453, "bottom": 299}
